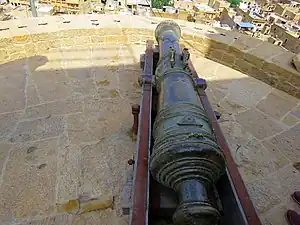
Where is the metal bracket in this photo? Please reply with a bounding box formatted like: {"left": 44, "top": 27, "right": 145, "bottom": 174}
{"left": 138, "top": 74, "right": 155, "bottom": 87}
{"left": 193, "top": 77, "right": 207, "bottom": 90}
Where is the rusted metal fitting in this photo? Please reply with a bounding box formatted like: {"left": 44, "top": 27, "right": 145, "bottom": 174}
{"left": 128, "top": 159, "right": 135, "bottom": 165}
{"left": 138, "top": 74, "right": 155, "bottom": 87}
{"left": 193, "top": 77, "right": 207, "bottom": 90}
{"left": 131, "top": 104, "right": 140, "bottom": 136}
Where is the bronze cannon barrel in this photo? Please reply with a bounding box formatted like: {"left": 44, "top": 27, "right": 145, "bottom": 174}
{"left": 149, "top": 20, "right": 226, "bottom": 225}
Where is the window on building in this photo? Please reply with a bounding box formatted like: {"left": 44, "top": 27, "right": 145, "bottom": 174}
{"left": 283, "top": 39, "right": 288, "bottom": 44}
{"left": 258, "top": 24, "right": 261, "bottom": 26}
{"left": 118, "top": 1, "right": 121, "bottom": 5}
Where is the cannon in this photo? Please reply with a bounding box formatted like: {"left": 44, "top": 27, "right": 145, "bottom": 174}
{"left": 122, "top": 20, "right": 262, "bottom": 225}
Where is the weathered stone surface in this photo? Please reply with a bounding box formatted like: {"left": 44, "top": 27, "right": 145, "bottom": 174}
{"left": 0, "top": 111, "right": 23, "bottom": 141}
{"left": 235, "top": 138, "right": 288, "bottom": 182}
{"left": 24, "top": 96, "right": 83, "bottom": 120}
{"left": 56, "top": 144, "right": 82, "bottom": 204}
{"left": 1, "top": 19, "right": 300, "bottom": 224}
{"left": 0, "top": 142, "right": 11, "bottom": 175}
{"left": 80, "top": 133, "right": 135, "bottom": 212}
{"left": 22, "top": 214, "right": 73, "bottom": 225}
{"left": 256, "top": 89, "right": 299, "bottom": 120}
{"left": 0, "top": 139, "right": 57, "bottom": 222}
{"left": 221, "top": 77, "right": 272, "bottom": 109}
{"left": 231, "top": 34, "right": 263, "bottom": 54}
{"left": 31, "top": 66, "right": 68, "bottom": 86}
{"left": 67, "top": 97, "right": 131, "bottom": 144}
{"left": 118, "top": 70, "right": 141, "bottom": 103}
{"left": 219, "top": 120, "right": 252, "bottom": 156}
{"left": 219, "top": 97, "right": 247, "bottom": 114}
{"left": 246, "top": 176, "right": 286, "bottom": 215}
{"left": 281, "top": 113, "right": 300, "bottom": 126}
{"left": 10, "top": 116, "right": 65, "bottom": 143}
{"left": 263, "top": 124, "right": 300, "bottom": 163}
{"left": 27, "top": 85, "right": 41, "bottom": 106}
{"left": 235, "top": 108, "right": 283, "bottom": 139}
{"left": 263, "top": 204, "right": 293, "bottom": 225}
{"left": 248, "top": 42, "right": 286, "bottom": 64}
{"left": 291, "top": 104, "right": 300, "bottom": 119}
{"left": 0, "top": 70, "right": 26, "bottom": 113}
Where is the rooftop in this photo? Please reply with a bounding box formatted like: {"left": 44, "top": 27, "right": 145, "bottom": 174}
{"left": 0, "top": 14, "right": 300, "bottom": 225}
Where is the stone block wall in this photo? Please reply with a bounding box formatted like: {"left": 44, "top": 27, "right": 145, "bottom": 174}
{"left": 0, "top": 14, "right": 299, "bottom": 99}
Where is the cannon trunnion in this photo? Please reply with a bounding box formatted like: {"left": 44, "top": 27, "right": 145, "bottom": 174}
{"left": 122, "top": 20, "right": 262, "bottom": 225}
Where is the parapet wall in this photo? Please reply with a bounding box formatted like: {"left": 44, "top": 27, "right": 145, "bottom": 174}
{"left": 0, "top": 14, "right": 299, "bottom": 98}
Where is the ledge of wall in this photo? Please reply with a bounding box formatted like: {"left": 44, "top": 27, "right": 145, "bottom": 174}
{"left": 0, "top": 14, "right": 299, "bottom": 99}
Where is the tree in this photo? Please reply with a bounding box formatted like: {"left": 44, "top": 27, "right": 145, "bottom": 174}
{"left": 152, "top": 0, "right": 173, "bottom": 9}
{"left": 229, "top": 0, "right": 241, "bottom": 8}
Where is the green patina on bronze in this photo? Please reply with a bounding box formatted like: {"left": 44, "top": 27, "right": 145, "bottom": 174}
{"left": 149, "top": 20, "right": 226, "bottom": 225}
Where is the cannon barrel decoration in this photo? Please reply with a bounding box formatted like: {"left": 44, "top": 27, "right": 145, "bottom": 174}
{"left": 149, "top": 20, "right": 226, "bottom": 225}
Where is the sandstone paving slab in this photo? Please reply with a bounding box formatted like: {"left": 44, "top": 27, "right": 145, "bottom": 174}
{"left": 218, "top": 119, "right": 253, "bottom": 154}
{"left": 256, "top": 89, "right": 299, "bottom": 120}
{"left": 60, "top": 47, "right": 92, "bottom": 67}
{"left": 23, "top": 96, "right": 83, "bottom": 120}
{"left": 1, "top": 24, "right": 300, "bottom": 225}
{"left": 56, "top": 130, "right": 136, "bottom": 213}
{"left": 0, "top": 70, "right": 26, "bottom": 113}
{"left": 219, "top": 97, "right": 248, "bottom": 114}
{"left": 67, "top": 97, "right": 131, "bottom": 144}
{"left": 234, "top": 138, "right": 289, "bottom": 183}
{"left": 0, "top": 111, "right": 23, "bottom": 142}
{"left": 27, "top": 84, "right": 42, "bottom": 107}
{"left": 0, "top": 139, "right": 58, "bottom": 223}
{"left": 118, "top": 69, "right": 141, "bottom": 103}
{"left": 10, "top": 115, "right": 65, "bottom": 143}
{"left": 0, "top": 142, "right": 12, "bottom": 176}
{"left": 66, "top": 78, "right": 98, "bottom": 96}
{"left": 31, "top": 65, "right": 69, "bottom": 85}
{"left": 262, "top": 124, "right": 300, "bottom": 163}
{"left": 56, "top": 144, "right": 82, "bottom": 204}
{"left": 235, "top": 108, "right": 284, "bottom": 139}
{"left": 220, "top": 76, "right": 273, "bottom": 109}
{"left": 19, "top": 210, "right": 129, "bottom": 225}
{"left": 250, "top": 165, "right": 300, "bottom": 225}
{"left": 291, "top": 104, "right": 300, "bottom": 119}
{"left": 281, "top": 112, "right": 300, "bottom": 126}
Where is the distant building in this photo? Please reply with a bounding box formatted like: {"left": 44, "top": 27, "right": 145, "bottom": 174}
{"left": 236, "top": 6, "right": 267, "bottom": 32}
{"left": 38, "top": 0, "right": 92, "bottom": 14}
{"left": 6, "top": 0, "right": 30, "bottom": 7}
{"left": 37, "top": 4, "right": 54, "bottom": 15}
{"left": 174, "top": 0, "right": 210, "bottom": 11}
{"left": 208, "top": 0, "right": 230, "bottom": 11}
{"left": 220, "top": 7, "right": 242, "bottom": 28}
{"left": 274, "top": 2, "right": 300, "bottom": 21}
{"left": 270, "top": 22, "right": 300, "bottom": 53}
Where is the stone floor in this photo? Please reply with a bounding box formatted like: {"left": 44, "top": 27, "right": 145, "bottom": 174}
{"left": 0, "top": 43, "right": 299, "bottom": 225}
